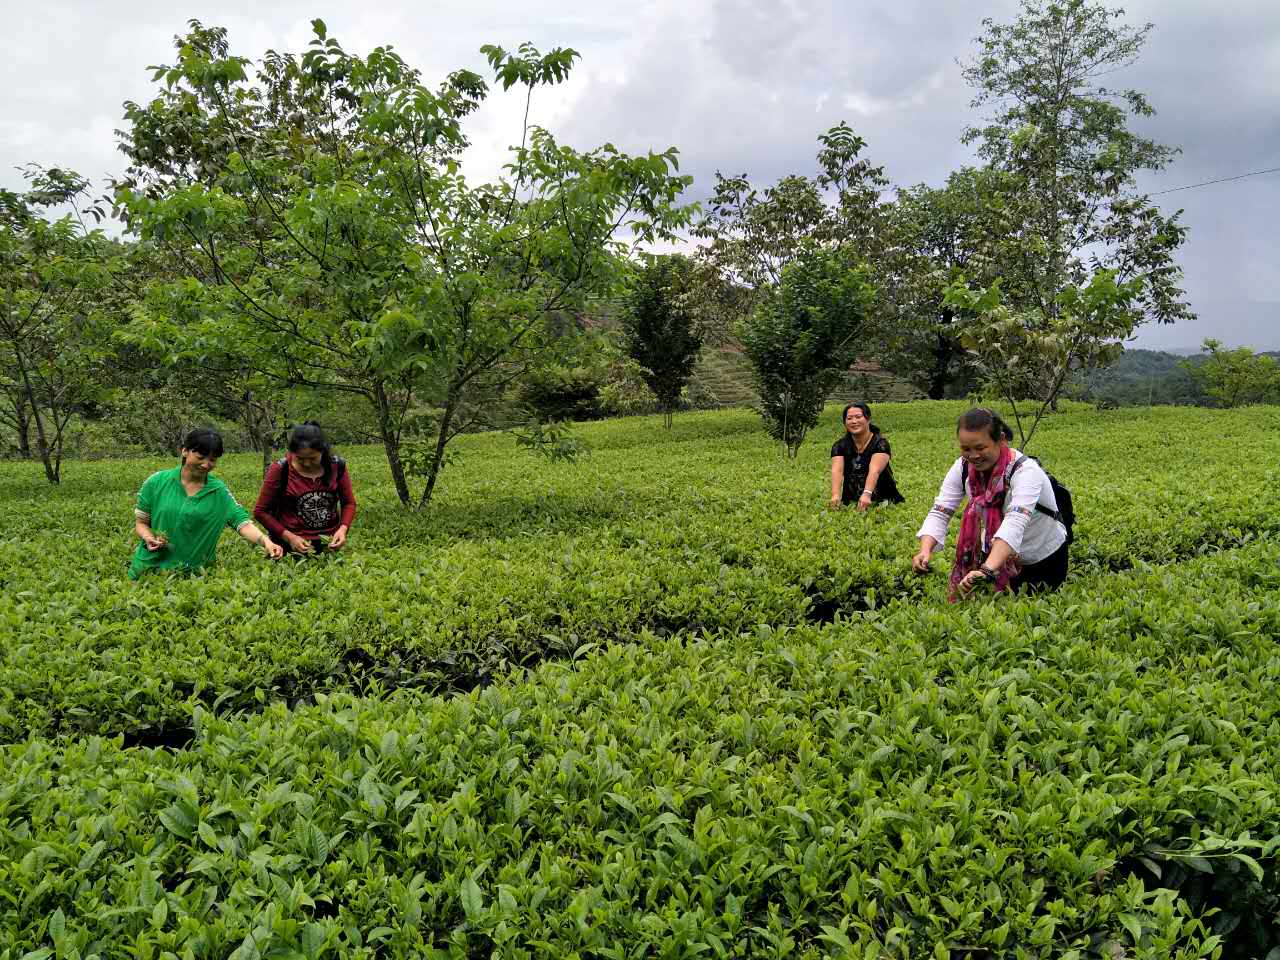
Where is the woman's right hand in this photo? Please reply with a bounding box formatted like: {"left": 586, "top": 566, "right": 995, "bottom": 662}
{"left": 827, "top": 496, "right": 842, "bottom": 511}
{"left": 143, "top": 535, "right": 166, "bottom": 552}
{"left": 285, "top": 532, "right": 312, "bottom": 554}
{"left": 911, "top": 550, "right": 932, "bottom": 574}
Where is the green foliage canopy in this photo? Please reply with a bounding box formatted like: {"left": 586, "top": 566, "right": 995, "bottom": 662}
{"left": 1180, "top": 338, "right": 1280, "bottom": 408}
{"left": 0, "top": 166, "right": 121, "bottom": 483}
{"left": 740, "top": 248, "right": 875, "bottom": 458}
{"left": 876, "top": 167, "right": 1013, "bottom": 399}
{"left": 947, "top": 269, "right": 1144, "bottom": 447}
{"left": 117, "top": 21, "right": 693, "bottom": 507}
{"left": 962, "top": 0, "right": 1192, "bottom": 332}
{"left": 692, "top": 123, "right": 888, "bottom": 335}
{"left": 620, "top": 255, "right": 704, "bottom": 428}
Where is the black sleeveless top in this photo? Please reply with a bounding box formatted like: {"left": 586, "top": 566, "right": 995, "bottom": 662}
{"left": 830, "top": 433, "right": 904, "bottom": 505}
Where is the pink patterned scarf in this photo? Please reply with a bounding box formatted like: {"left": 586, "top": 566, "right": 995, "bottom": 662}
{"left": 949, "top": 445, "right": 1021, "bottom": 601}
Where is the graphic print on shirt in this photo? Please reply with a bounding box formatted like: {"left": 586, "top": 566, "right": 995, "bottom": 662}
{"left": 296, "top": 490, "right": 339, "bottom": 530}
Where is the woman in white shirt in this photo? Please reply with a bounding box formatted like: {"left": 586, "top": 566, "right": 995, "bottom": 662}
{"left": 911, "top": 408, "right": 1069, "bottom": 599}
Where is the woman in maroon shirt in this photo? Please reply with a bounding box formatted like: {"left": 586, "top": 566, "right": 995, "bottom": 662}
{"left": 254, "top": 422, "right": 357, "bottom": 554}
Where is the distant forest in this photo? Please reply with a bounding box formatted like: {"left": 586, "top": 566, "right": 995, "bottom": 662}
{"left": 1074, "top": 347, "right": 1279, "bottom": 407}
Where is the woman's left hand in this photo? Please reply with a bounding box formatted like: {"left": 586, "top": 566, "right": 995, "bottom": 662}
{"left": 958, "top": 569, "right": 990, "bottom": 595}
{"left": 857, "top": 492, "right": 872, "bottom": 512}
{"left": 329, "top": 526, "right": 348, "bottom": 550}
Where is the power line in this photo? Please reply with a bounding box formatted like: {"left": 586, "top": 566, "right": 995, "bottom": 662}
{"left": 1145, "top": 165, "right": 1280, "bottom": 197}
{"left": 1092, "top": 165, "right": 1280, "bottom": 209}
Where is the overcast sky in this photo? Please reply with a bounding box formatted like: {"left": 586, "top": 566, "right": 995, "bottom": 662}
{"left": 4, "top": 0, "right": 1278, "bottom": 351}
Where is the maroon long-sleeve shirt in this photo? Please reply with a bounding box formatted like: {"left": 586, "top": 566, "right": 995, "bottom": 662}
{"left": 254, "top": 457, "right": 357, "bottom": 540}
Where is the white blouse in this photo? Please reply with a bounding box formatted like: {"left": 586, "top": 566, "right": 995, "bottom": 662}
{"left": 917, "top": 450, "right": 1067, "bottom": 565}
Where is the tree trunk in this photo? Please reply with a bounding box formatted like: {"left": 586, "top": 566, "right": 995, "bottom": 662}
{"left": 928, "top": 337, "right": 951, "bottom": 401}
{"left": 14, "top": 355, "right": 59, "bottom": 483}
{"left": 33, "top": 424, "right": 57, "bottom": 483}
{"left": 374, "top": 383, "right": 411, "bottom": 506}
{"left": 927, "top": 310, "right": 958, "bottom": 400}
{"left": 13, "top": 397, "right": 32, "bottom": 459}
{"left": 242, "top": 391, "right": 275, "bottom": 479}
{"left": 418, "top": 391, "right": 457, "bottom": 509}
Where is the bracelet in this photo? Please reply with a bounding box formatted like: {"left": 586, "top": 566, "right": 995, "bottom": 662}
{"left": 978, "top": 564, "right": 997, "bottom": 580}
{"left": 861, "top": 490, "right": 872, "bottom": 498}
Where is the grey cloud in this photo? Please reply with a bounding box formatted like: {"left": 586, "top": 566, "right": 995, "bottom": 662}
{"left": 555, "top": 0, "right": 984, "bottom": 197}
{"left": 4, "top": 0, "right": 1279, "bottom": 349}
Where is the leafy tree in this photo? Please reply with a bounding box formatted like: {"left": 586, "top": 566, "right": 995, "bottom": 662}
{"left": 0, "top": 167, "right": 119, "bottom": 482}
{"left": 693, "top": 124, "right": 888, "bottom": 333}
{"left": 878, "top": 167, "right": 1010, "bottom": 399}
{"left": 740, "top": 247, "right": 875, "bottom": 459}
{"left": 946, "top": 270, "right": 1143, "bottom": 448}
{"left": 621, "top": 255, "right": 703, "bottom": 428}
{"left": 962, "top": 0, "right": 1192, "bottom": 334}
{"left": 596, "top": 355, "right": 660, "bottom": 417}
{"left": 1180, "top": 339, "right": 1280, "bottom": 409}
{"left": 117, "top": 21, "right": 692, "bottom": 507}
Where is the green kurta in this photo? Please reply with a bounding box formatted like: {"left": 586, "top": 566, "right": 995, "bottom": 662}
{"left": 129, "top": 466, "right": 252, "bottom": 579}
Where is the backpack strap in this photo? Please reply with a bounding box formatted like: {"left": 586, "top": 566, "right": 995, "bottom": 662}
{"left": 278, "top": 455, "right": 344, "bottom": 496}
{"left": 1004, "top": 455, "right": 1063, "bottom": 523}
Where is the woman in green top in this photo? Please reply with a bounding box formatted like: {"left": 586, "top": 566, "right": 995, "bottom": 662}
{"left": 130, "top": 427, "right": 283, "bottom": 579}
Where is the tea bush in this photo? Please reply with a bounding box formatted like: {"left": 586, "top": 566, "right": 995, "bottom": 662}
{"left": 2, "top": 404, "right": 1278, "bottom": 742}
{"left": 3, "top": 402, "right": 1280, "bottom": 956}
{"left": 4, "top": 544, "right": 1280, "bottom": 956}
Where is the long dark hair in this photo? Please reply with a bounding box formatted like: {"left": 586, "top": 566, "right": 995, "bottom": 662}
{"left": 842, "top": 402, "right": 881, "bottom": 436}
{"left": 957, "top": 407, "right": 1014, "bottom": 442}
{"left": 181, "top": 426, "right": 224, "bottom": 459}
{"left": 288, "top": 421, "right": 335, "bottom": 483}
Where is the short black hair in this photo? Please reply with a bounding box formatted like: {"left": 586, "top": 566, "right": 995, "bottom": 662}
{"left": 181, "top": 426, "right": 224, "bottom": 459}
{"left": 956, "top": 407, "right": 1012, "bottom": 442}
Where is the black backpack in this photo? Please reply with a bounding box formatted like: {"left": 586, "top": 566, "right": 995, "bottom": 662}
{"left": 1006, "top": 455, "right": 1075, "bottom": 545}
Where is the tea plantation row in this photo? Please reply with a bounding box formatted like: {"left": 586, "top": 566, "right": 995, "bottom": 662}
{"left": 1, "top": 404, "right": 1277, "bottom": 742}
{"left": 5, "top": 540, "right": 1280, "bottom": 957}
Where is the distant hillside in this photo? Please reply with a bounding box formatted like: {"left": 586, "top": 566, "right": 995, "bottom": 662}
{"left": 1077, "top": 345, "right": 1280, "bottom": 407}
{"left": 689, "top": 348, "right": 926, "bottom": 409}
{"left": 1076, "top": 348, "right": 1205, "bottom": 406}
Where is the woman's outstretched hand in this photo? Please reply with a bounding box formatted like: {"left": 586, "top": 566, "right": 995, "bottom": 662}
{"left": 911, "top": 550, "right": 932, "bottom": 574}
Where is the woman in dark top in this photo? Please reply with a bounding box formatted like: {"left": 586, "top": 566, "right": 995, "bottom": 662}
{"left": 828, "top": 402, "right": 904, "bottom": 511}
{"left": 254, "top": 422, "right": 357, "bottom": 554}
